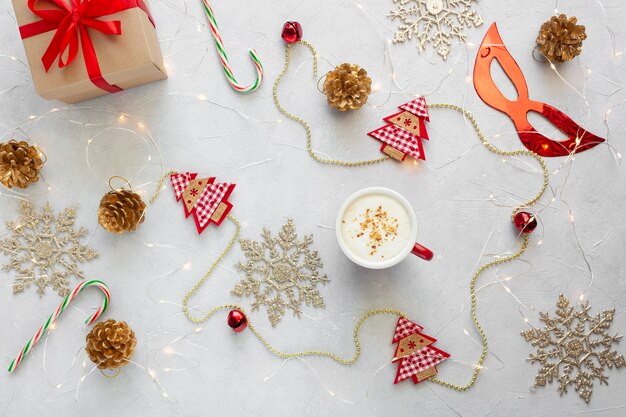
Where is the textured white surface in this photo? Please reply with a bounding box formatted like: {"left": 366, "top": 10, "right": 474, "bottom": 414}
{"left": 1, "top": 0, "right": 625, "bottom": 416}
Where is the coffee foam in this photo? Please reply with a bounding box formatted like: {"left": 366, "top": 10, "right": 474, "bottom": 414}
{"left": 340, "top": 194, "right": 412, "bottom": 263}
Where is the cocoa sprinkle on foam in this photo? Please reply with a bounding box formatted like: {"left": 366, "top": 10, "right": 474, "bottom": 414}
{"left": 353, "top": 206, "right": 399, "bottom": 256}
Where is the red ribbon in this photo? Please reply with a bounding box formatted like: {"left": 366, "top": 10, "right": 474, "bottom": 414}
{"left": 19, "top": 0, "right": 155, "bottom": 93}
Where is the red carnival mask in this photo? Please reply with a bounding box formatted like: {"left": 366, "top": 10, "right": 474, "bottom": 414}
{"left": 473, "top": 23, "right": 604, "bottom": 157}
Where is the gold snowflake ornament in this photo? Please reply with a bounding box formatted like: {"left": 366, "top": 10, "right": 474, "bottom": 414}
{"left": 521, "top": 294, "right": 625, "bottom": 403}
{"left": 388, "top": 0, "right": 483, "bottom": 60}
{"left": 0, "top": 201, "right": 98, "bottom": 297}
{"left": 233, "top": 219, "right": 330, "bottom": 327}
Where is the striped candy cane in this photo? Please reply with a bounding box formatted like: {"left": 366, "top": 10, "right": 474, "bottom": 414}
{"left": 8, "top": 280, "right": 110, "bottom": 373}
{"left": 202, "top": 0, "right": 264, "bottom": 93}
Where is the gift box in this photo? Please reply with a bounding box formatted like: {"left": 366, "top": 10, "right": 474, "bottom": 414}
{"left": 12, "top": 0, "right": 167, "bottom": 103}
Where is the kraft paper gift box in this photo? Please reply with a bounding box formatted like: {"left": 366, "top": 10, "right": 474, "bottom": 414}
{"left": 12, "top": 0, "right": 167, "bottom": 103}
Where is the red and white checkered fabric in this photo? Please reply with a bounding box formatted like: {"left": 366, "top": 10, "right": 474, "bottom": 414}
{"left": 368, "top": 124, "right": 425, "bottom": 160}
{"left": 394, "top": 346, "right": 448, "bottom": 384}
{"left": 170, "top": 172, "right": 195, "bottom": 201}
{"left": 392, "top": 317, "right": 424, "bottom": 344}
{"left": 399, "top": 97, "right": 429, "bottom": 121}
{"left": 195, "top": 182, "right": 232, "bottom": 228}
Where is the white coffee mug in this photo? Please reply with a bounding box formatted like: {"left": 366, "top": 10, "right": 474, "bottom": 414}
{"left": 335, "top": 187, "right": 433, "bottom": 269}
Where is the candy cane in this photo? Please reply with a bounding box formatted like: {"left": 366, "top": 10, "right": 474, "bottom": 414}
{"left": 202, "top": 0, "right": 264, "bottom": 93}
{"left": 8, "top": 280, "right": 110, "bottom": 373}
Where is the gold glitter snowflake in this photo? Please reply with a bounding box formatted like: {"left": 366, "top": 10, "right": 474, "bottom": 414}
{"left": 0, "top": 201, "right": 98, "bottom": 297}
{"left": 521, "top": 294, "right": 625, "bottom": 403}
{"left": 233, "top": 219, "right": 330, "bottom": 327}
{"left": 388, "top": 0, "right": 483, "bottom": 60}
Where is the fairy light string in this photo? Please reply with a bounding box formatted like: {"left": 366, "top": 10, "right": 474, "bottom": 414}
{"left": 147, "top": 103, "right": 549, "bottom": 391}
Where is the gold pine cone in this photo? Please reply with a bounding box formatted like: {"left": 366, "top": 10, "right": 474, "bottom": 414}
{"left": 536, "top": 14, "right": 586, "bottom": 63}
{"left": 98, "top": 189, "right": 146, "bottom": 234}
{"left": 323, "top": 63, "right": 372, "bottom": 112}
{"left": 86, "top": 319, "right": 137, "bottom": 370}
{"left": 0, "top": 140, "right": 44, "bottom": 189}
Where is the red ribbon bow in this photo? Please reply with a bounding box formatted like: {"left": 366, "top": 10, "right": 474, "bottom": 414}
{"left": 19, "top": 0, "right": 154, "bottom": 93}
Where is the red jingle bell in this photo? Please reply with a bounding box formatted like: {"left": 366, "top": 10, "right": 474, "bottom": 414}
{"left": 513, "top": 212, "right": 537, "bottom": 234}
{"left": 282, "top": 21, "right": 303, "bottom": 44}
{"left": 227, "top": 309, "right": 248, "bottom": 332}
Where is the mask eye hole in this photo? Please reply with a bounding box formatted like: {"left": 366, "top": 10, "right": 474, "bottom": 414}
{"left": 528, "top": 110, "right": 568, "bottom": 141}
{"left": 489, "top": 58, "right": 519, "bottom": 101}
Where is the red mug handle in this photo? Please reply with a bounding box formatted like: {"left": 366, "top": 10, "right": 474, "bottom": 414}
{"left": 411, "top": 242, "right": 433, "bottom": 261}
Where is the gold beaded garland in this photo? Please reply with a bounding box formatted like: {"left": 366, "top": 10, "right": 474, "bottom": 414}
{"left": 272, "top": 40, "right": 389, "bottom": 166}
{"left": 147, "top": 103, "right": 549, "bottom": 392}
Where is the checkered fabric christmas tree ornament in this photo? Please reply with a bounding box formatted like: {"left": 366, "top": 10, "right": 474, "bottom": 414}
{"left": 170, "top": 172, "right": 235, "bottom": 234}
{"left": 392, "top": 316, "right": 449, "bottom": 384}
{"left": 368, "top": 97, "right": 430, "bottom": 161}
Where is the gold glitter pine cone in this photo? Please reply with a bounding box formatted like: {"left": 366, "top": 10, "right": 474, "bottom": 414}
{"left": 98, "top": 189, "right": 146, "bottom": 234}
{"left": 536, "top": 14, "right": 586, "bottom": 63}
{"left": 323, "top": 63, "right": 372, "bottom": 112}
{"left": 0, "top": 140, "right": 44, "bottom": 189}
{"left": 86, "top": 319, "right": 137, "bottom": 370}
